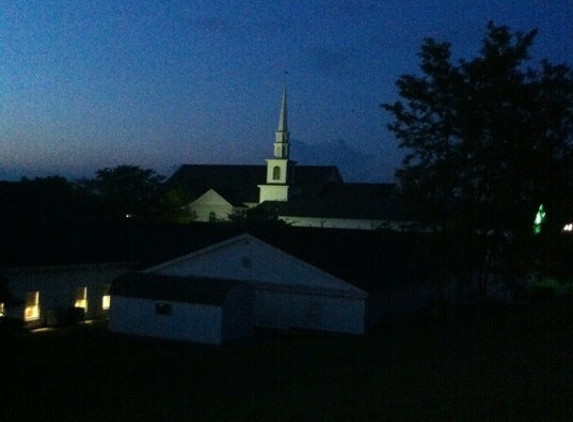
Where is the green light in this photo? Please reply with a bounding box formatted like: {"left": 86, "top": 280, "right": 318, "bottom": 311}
{"left": 533, "top": 204, "right": 546, "bottom": 234}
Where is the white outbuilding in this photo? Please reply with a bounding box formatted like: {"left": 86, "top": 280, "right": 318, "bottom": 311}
{"left": 109, "top": 233, "right": 369, "bottom": 342}
{"left": 108, "top": 273, "right": 255, "bottom": 345}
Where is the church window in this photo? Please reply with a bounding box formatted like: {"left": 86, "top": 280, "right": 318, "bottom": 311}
{"left": 273, "top": 166, "right": 281, "bottom": 180}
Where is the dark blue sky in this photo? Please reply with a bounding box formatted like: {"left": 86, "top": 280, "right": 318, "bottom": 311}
{"left": 2, "top": 1, "right": 572, "bottom": 182}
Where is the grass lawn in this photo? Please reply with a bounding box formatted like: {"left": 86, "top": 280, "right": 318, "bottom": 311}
{"left": 4, "top": 302, "right": 573, "bottom": 422}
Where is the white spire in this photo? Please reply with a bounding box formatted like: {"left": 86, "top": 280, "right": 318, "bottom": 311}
{"left": 277, "top": 82, "right": 288, "bottom": 133}
{"left": 274, "top": 78, "right": 289, "bottom": 158}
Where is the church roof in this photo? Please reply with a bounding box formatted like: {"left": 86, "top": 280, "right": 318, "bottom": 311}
{"left": 166, "top": 164, "right": 264, "bottom": 204}
{"left": 259, "top": 182, "right": 410, "bottom": 220}
{"left": 165, "top": 164, "right": 342, "bottom": 205}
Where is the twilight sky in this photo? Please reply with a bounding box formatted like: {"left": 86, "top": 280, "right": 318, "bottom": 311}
{"left": 1, "top": 1, "right": 572, "bottom": 182}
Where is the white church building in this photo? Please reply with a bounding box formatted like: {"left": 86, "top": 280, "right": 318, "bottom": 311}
{"left": 166, "top": 86, "right": 415, "bottom": 230}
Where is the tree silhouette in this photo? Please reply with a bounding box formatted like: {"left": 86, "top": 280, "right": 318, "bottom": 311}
{"left": 383, "top": 22, "right": 573, "bottom": 293}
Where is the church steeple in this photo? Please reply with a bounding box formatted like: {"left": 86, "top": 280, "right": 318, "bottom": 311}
{"left": 274, "top": 82, "right": 289, "bottom": 158}
{"left": 258, "top": 81, "right": 296, "bottom": 203}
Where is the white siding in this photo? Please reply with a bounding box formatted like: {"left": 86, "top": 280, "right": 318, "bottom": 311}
{"left": 147, "top": 235, "right": 366, "bottom": 297}
{"left": 109, "top": 296, "right": 224, "bottom": 345}
{"left": 255, "top": 289, "right": 366, "bottom": 334}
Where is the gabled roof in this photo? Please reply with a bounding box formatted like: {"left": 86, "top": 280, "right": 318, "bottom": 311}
{"left": 259, "top": 182, "right": 410, "bottom": 220}
{"left": 166, "top": 165, "right": 265, "bottom": 205}
{"left": 291, "top": 166, "right": 343, "bottom": 197}
{"left": 110, "top": 272, "right": 243, "bottom": 305}
{"left": 144, "top": 233, "right": 368, "bottom": 298}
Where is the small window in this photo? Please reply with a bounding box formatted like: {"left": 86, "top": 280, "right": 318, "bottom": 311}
{"left": 102, "top": 284, "right": 111, "bottom": 310}
{"left": 24, "top": 291, "right": 40, "bottom": 321}
{"left": 74, "top": 286, "right": 88, "bottom": 313}
{"left": 208, "top": 211, "right": 217, "bottom": 222}
{"left": 272, "top": 166, "right": 281, "bottom": 180}
{"left": 0, "top": 302, "right": 5, "bottom": 317}
{"left": 155, "top": 303, "right": 172, "bottom": 316}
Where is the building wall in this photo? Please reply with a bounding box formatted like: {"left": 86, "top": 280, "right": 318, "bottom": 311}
{"left": 254, "top": 288, "right": 366, "bottom": 334}
{"left": 188, "top": 189, "right": 237, "bottom": 222}
{"left": 191, "top": 202, "right": 236, "bottom": 222}
{"left": 280, "top": 216, "right": 384, "bottom": 230}
{"left": 258, "top": 184, "right": 289, "bottom": 202}
{"left": 221, "top": 285, "right": 256, "bottom": 342}
{"left": 108, "top": 296, "right": 225, "bottom": 345}
{"left": 3, "top": 262, "right": 132, "bottom": 328}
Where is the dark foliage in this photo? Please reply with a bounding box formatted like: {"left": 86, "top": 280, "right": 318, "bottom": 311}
{"left": 382, "top": 22, "right": 573, "bottom": 289}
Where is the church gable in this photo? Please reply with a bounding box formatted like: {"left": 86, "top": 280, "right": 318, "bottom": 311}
{"left": 145, "top": 234, "right": 367, "bottom": 298}
{"left": 189, "top": 189, "right": 240, "bottom": 222}
{"left": 192, "top": 189, "right": 232, "bottom": 207}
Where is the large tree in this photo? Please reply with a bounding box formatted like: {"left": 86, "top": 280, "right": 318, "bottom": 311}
{"left": 383, "top": 22, "right": 573, "bottom": 290}
{"left": 383, "top": 22, "right": 573, "bottom": 240}
{"left": 87, "top": 165, "right": 166, "bottom": 221}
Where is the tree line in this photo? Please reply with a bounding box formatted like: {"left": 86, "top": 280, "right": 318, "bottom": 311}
{"left": 0, "top": 165, "right": 194, "bottom": 225}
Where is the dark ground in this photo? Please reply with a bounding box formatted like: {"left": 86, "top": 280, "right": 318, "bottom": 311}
{"left": 4, "top": 301, "right": 573, "bottom": 422}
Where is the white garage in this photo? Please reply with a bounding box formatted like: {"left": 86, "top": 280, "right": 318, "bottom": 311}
{"left": 108, "top": 273, "right": 255, "bottom": 345}
{"left": 140, "top": 233, "right": 369, "bottom": 335}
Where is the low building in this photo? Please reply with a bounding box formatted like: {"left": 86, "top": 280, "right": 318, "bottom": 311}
{"left": 108, "top": 233, "right": 370, "bottom": 343}
{"left": 109, "top": 273, "right": 255, "bottom": 345}
{"left": 2, "top": 262, "right": 132, "bottom": 329}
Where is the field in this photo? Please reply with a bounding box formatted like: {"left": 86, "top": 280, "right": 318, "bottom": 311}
{"left": 5, "top": 302, "right": 573, "bottom": 422}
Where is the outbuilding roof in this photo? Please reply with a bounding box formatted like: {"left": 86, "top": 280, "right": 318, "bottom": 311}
{"left": 110, "top": 272, "right": 245, "bottom": 305}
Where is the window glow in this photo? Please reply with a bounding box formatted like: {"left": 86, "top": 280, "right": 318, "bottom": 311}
{"left": 75, "top": 286, "right": 88, "bottom": 312}
{"left": 563, "top": 223, "right": 573, "bottom": 232}
{"left": 102, "top": 294, "right": 111, "bottom": 310}
{"left": 0, "top": 302, "right": 5, "bottom": 317}
{"left": 24, "top": 291, "right": 40, "bottom": 321}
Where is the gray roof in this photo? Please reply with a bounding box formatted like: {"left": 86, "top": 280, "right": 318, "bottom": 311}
{"left": 110, "top": 272, "right": 244, "bottom": 305}
{"left": 165, "top": 165, "right": 265, "bottom": 205}
{"left": 259, "top": 182, "right": 411, "bottom": 220}
{"left": 165, "top": 164, "right": 342, "bottom": 205}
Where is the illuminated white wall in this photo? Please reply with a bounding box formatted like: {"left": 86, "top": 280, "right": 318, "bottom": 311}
{"left": 145, "top": 234, "right": 368, "bottom": 335}
{"left": 189, "top": 189, "right": 237, "bottom": 222}
{"left": 109, "top": 285, "right": 255, "bottom": 344}
{"left": 109, "top": 296, "right": 225, "bottom": 344}
{"left": 258, "top": 184, "right": 289, "bottom": 202}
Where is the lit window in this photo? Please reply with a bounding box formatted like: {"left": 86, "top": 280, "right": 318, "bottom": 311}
{"left": 0, "top": 302, "right": 5, "bottom": 317}
{"left": 102, "top": 284, "right": 111, "bottom": 310}
{"left": 563, "top": 223, "right": 573, "bottom": 232}
{"left": 75, "top": 286, "right": 88, "bottom": 312}
{"left": 102, "top": 295, "right": 111, "bottom": 310}
{"left": 24, "top": 291, "right": 40, "bottom": 321}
